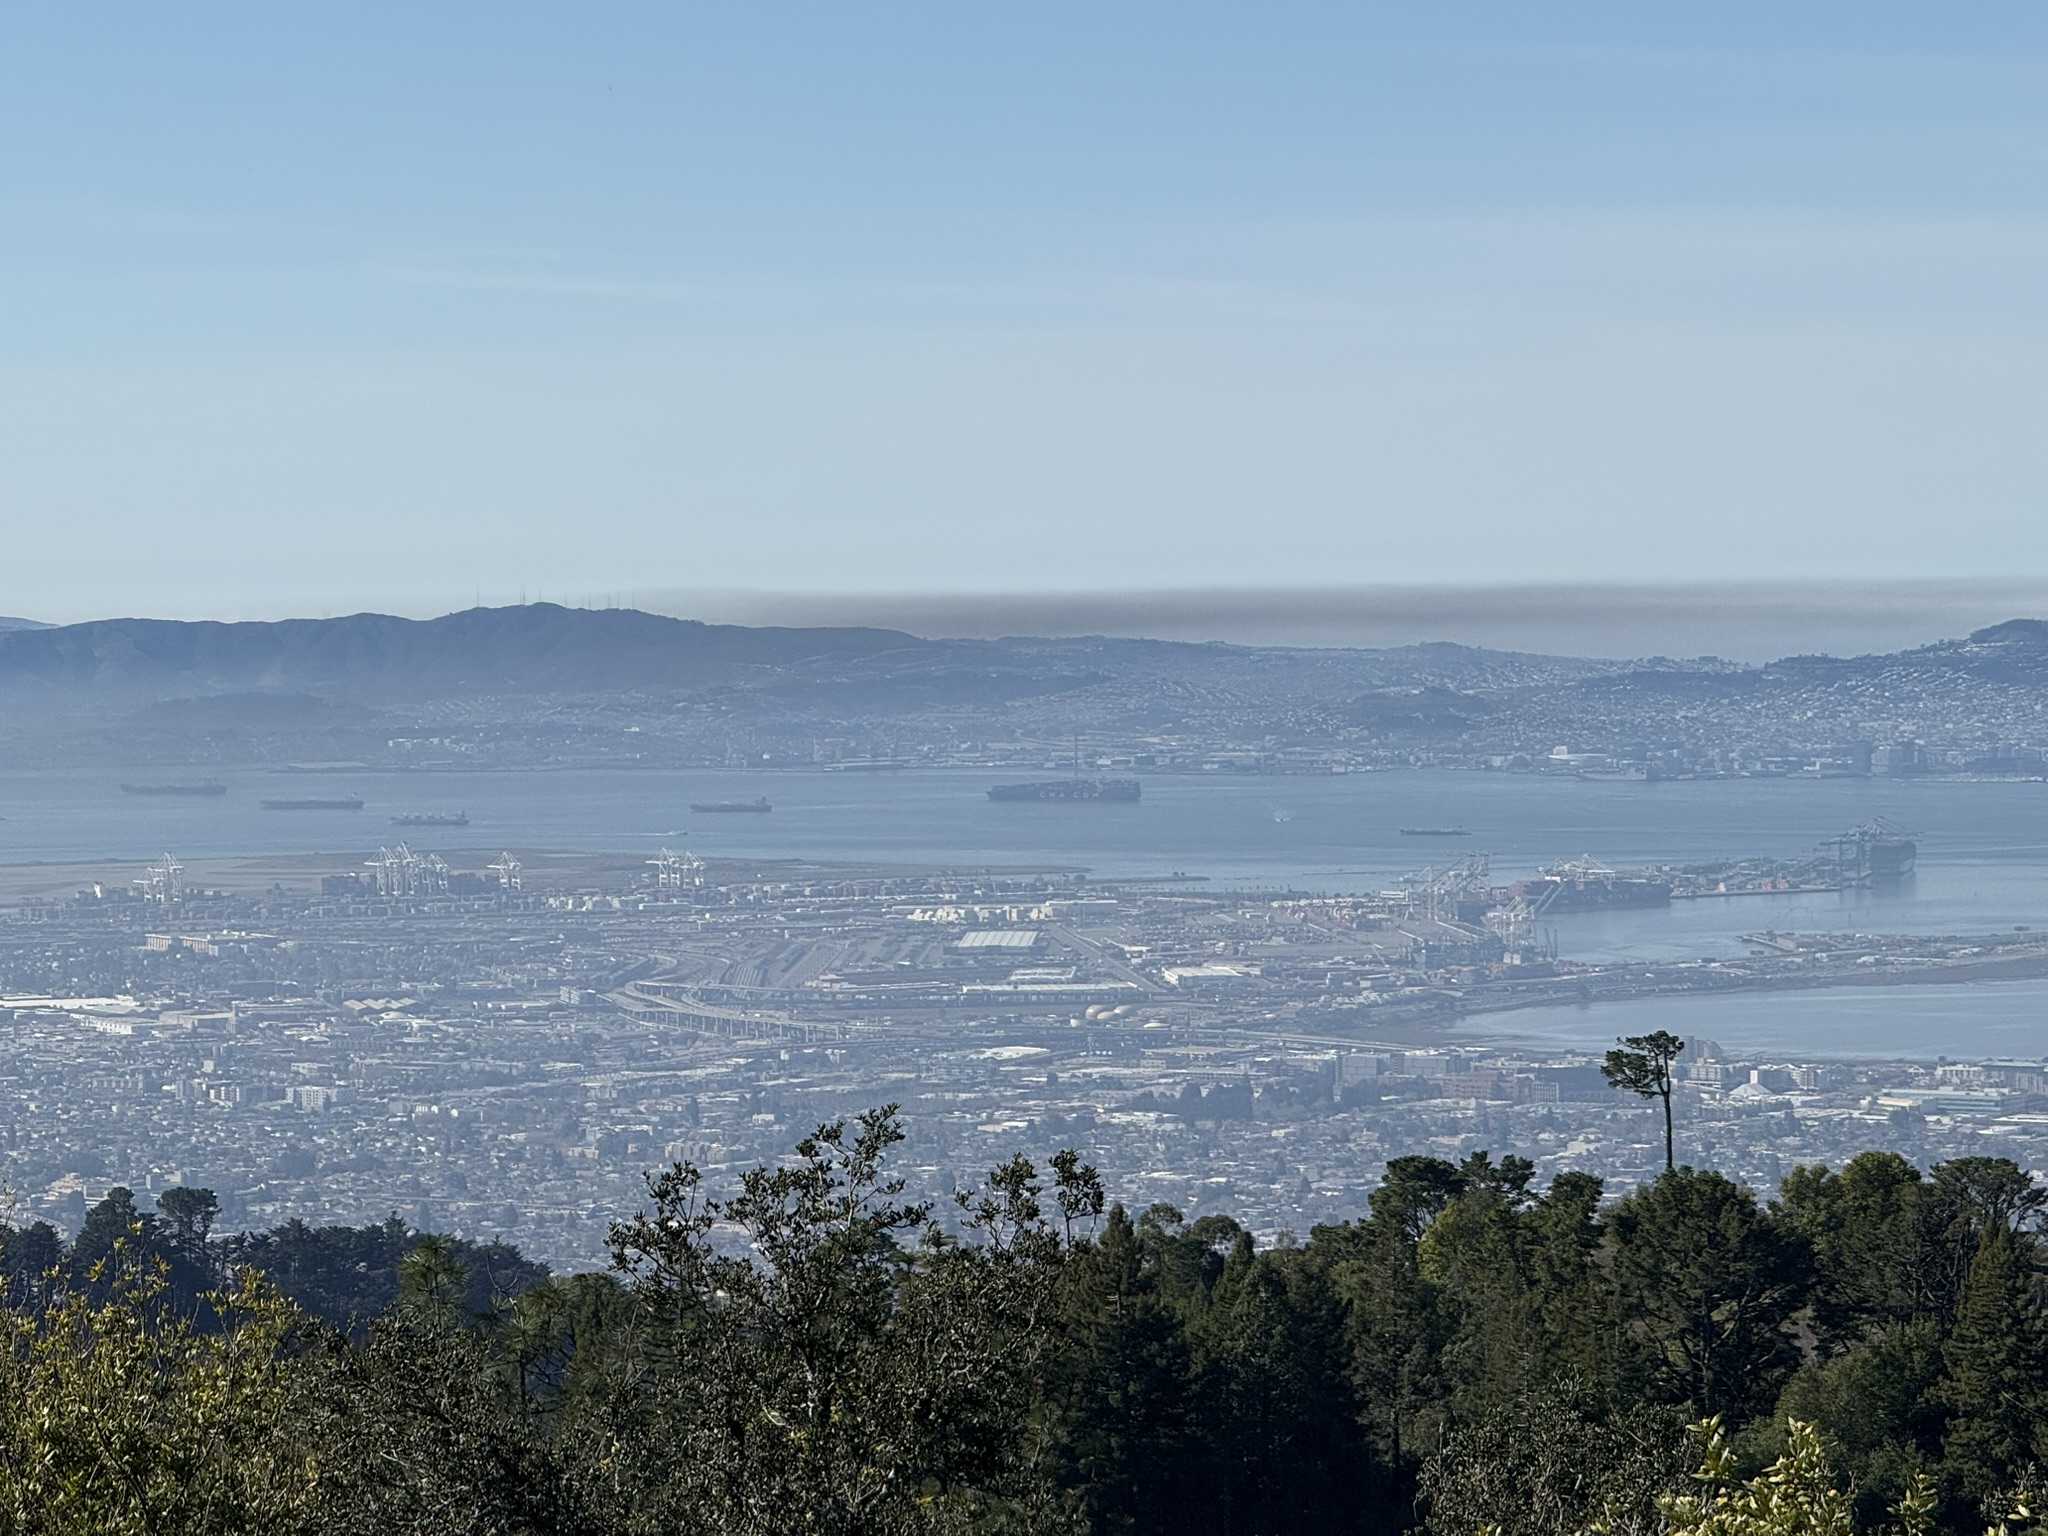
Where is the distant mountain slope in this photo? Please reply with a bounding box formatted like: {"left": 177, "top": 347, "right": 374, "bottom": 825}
{"left": 0, "top": 605, "right": 943, "bottom": 703}
{"left": 1561, "top": 618, "right": 2048, "bottom": 701}
{"left": 0, "top": 616, "right": 50, "bottom": 632}
{"left": 6, "top": 601, "right": 2047, "bottom": 771}
{"left": 9, "top": 601, "right": 2045, "bottom": 741}
{"left": 0, "top": 603, "right": 1632, "bottom": 711}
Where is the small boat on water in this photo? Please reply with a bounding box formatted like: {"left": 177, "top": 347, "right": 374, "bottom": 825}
{"left": 690, "top": 797, "right": 772, "bottom": 814}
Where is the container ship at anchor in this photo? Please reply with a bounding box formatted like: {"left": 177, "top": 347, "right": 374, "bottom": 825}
{"left": 988, "top": 778, "right": 1141, "bottom": 803}
{"left": 260, "top": 796, "right": 364, "bottom": 812}
{"left": 1829, "top": 820, "right": 1918, "bottom": 879}
{"left": 1510, "top": 858, "right": 1671, "bottom": 912}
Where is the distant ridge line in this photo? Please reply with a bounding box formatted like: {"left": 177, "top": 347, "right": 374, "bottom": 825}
{"left": 2, "top": 601, "right": 2047, "bottom": 707}
{"left": 0, "top": 604, "right": 932, "bottom": 703}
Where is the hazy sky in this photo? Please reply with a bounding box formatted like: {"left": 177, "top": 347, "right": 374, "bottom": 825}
{"left": 5, "top": 5, "right": 2048, "bottom": 622}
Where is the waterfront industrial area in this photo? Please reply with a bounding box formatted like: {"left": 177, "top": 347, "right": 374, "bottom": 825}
{"left": 2, "top": 607, "right": 2048, "bottom": 1260}
{"left": 4, "top": 831, "right": 2047, "bottom": 1266}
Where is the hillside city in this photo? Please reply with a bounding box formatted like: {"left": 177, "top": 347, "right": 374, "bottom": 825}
{"left": 8, "top": 609, "right": 2048, "bottom": 782}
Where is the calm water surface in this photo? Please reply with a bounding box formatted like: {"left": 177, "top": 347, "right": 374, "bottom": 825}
{"left": 1457, "top": 979, "right": 2048, "bottom": 1061}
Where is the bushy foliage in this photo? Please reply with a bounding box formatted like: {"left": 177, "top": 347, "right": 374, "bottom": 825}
{"left": 601, "top": 1108, "right": 1091, "bottom": 1534}
{"left": 0, "top": 1250, "right": 316, "bottom": 1535}
{"left": 1662, "top": 1419, "right": 1935, "bottom": 1536}
{"left": 1420, "top": 1381, "right": 1689, "bottom": 1536}
{"left": 1, "top": 1126, "right": 2047, "bottom": 1534}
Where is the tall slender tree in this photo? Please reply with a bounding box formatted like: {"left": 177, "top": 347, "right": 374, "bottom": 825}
{"left": 1603, "top": 1032, "right": 1686, "bottom": 1174}
{"left": 1045, "top": 1203, "right": 1203, "bottom": 1536}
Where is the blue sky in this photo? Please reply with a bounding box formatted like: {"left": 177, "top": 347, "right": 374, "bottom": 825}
{"left": 4, "top": 5, "right": 2048, "bottom": 621}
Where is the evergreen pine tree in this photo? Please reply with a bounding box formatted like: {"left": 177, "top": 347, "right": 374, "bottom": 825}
{"left": 1937, "top": 1223, "right": 2048, "bottom": 1503}
{"left": 1606, "top": 1169, "right": 1808, "bottom": 1419}
{"left": 1046, "top": 1203, "right": 1203, "bottom": 1536}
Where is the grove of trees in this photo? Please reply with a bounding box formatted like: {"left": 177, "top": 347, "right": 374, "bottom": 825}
{"left": 3, "top": 1108, "right": 2048, "bottom": 1535}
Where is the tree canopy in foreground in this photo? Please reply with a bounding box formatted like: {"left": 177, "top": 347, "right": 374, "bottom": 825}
{"left": 3, "top": 1117, "right": 2047, "bottom": 1536}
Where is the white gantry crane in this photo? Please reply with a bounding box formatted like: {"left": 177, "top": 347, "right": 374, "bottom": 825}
{"left": 648, "top": 848, "right": 705, "bottom": 892}
{"left": 1401, "top": 851, "right": 1492, "bottom": 922}
{"left": 366, "top": 844, "right": 451, "bottom": 898}
{"left": 137, "top": 853, "right": 184, "bottom": 904}
{"left": 489, "top": 852, "right": 523, "bottom": 892}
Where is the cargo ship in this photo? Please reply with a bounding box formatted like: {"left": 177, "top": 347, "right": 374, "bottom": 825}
{"left": 120, "top": 781, "right": 226, "bottom": 797}
{"left": 260, "top": 796, "right": 364, "bottom": 812}
{"left": 1529, "top": 875, "right": 1671, "bottom": 912}
{"left": 1399, "top": 827, "right": 1469, "bottom": 838}
{"left": 1512, "top": 858, "right": 1672, "bottom": 912}
{"left": 988, "top": 778, "right": 1142, "bottom": 803}
{"left": 1829, "top": 821, "right": 1917, "bottom": 879}
{"left": 391, "top": 811, "right": 468, "bottom": 827}
{"left": 689, "top": 798, "right": 771, "bottom": 814}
